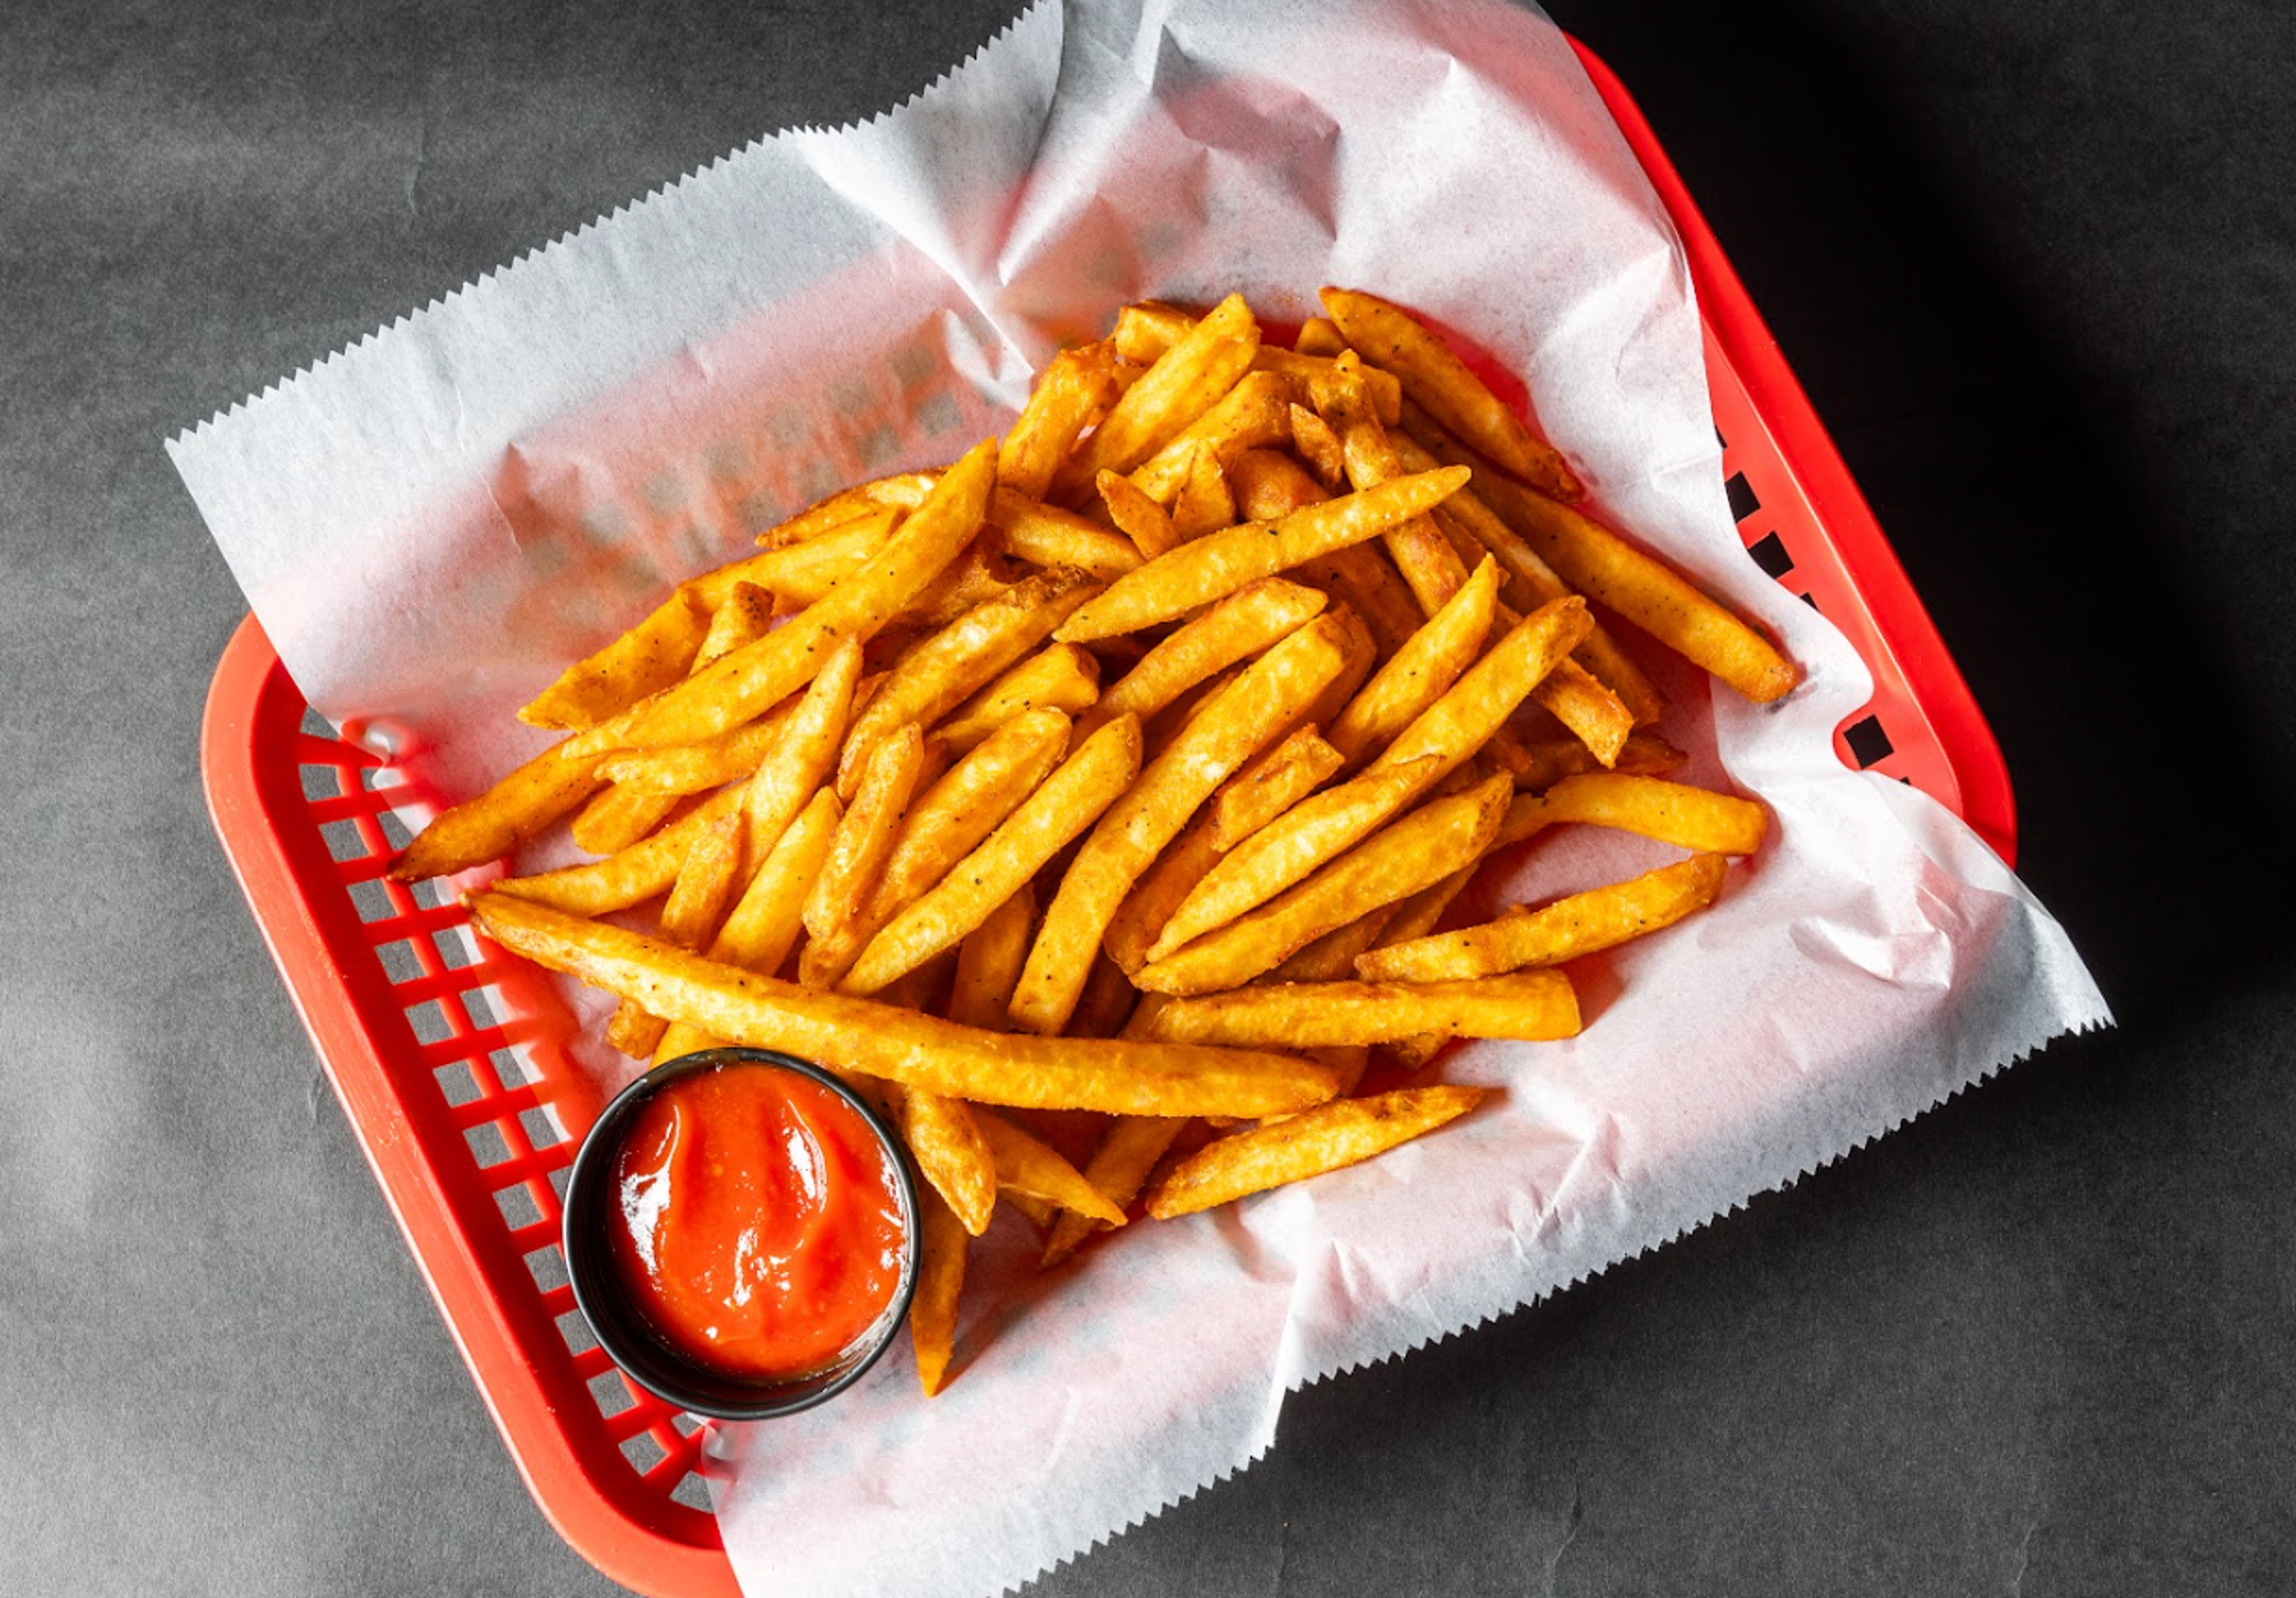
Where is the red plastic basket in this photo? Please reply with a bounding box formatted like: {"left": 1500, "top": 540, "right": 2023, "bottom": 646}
{"left": 197, "top": 40, "right": 2014, "bottom": 1598}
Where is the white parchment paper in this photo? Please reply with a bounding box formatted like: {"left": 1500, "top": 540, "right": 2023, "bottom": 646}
{"left": 169, "top": 2, "right": 2109, "bottom": 1594}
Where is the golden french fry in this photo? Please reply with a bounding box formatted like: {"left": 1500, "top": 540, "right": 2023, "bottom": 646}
{"left": 1531, "top": 657, "right": 1635, "bottom": 768}
{"left": 735, "top": 637, "right": 865, "bottom": 890}
{"left": 605, "top": 806, "right": 749, "bottom": 1057}
{"left": 570, "top": 438, "right": 997, "bottom": 755}
{"left": 799, "top": 723, "right": 928, "bottom": 989}
{"left": 654, "top": 786, "right": 841, "bottom": 1064}
{"left": 1126, "top": 371, "right": 1296, "bottom": 505}
{"left": 836, "top": 566, "right": 1098, "bottom": 798}
{"left": 1225, "top": 444, "right": 1330, "bottom": 521}
{"left": 947, "top": 882, "right": 1036, "bottom": 1030}
{"left": 998, "top": 341, "right": 1122, "bottom": 500}
{"left": 902, "top": 1089, "right": 997, "bottom": 1239}
{"left": 1326, "top": 554, "right": 1500, "bottom": 769}
{"left": 1357, "top": 853, "right": 1730, "bottom": 982}
{"left": 1155, "top": 971, "right": 1578, "bottom": 1049}
{"left": 1168, "top": 445, "right": 1236, "bottom": 544}
{"left": 1144, "top": 1084, "right": 1489, "bottom": 1217}
{"left": 1138, "top": 772, "right": 1510, "bottom": 994}
{"left": 1410, "top": 420, "right": 1797, "bottom": 704}
{"left": 886, "top": 537, "right": 1017, "bottom": 634}
{"left": 1374, "top": 595, "right": 1592, "bottom": 776}
{"left": 860, "top": 706, "right": 1073, "bottom": 933}
{"left": 841, "top": 714, "right": 1143, "bottom": 997}
{"left": 910, "top": 1187, "right": 966, "bottom": 1396}
{"left": 1500, "top": 773, "right": 1769, "bottom": 856}
{"left": 595, "top": 698, "right": 796, "bottom": 798}
{"left": 1321, "top": 286, "right": 1581, "bottom": 500}
{"left": 700, "top": 509, "right": 899, "bottom": 615}
{"left": 1066, "top": 952, "right": 1140, "bottom": 1041}
{"left": 750, "top": 475, "right": 927, "bottom": 548}
{"left": 390, "top": 740, "right": 604, "bottom": 881}
{"left": 1492, "top": 729, "right": 1686, "bottom": 793}
{"left": 935, "top": 644, "right": 1100, "bottom": 753}
{"left": 517, "top": 588, "right": 710, "bottom": 732}
{"left": 1263, "top": 903, "right": 1401, "bottom": 984}
{"left": 1289, "top": 402, "right": 1347, "bottom": 489}
{"left": 1210, "top": 725, "right": 1344, "bottom": 851}
{"left": 566, "top": 780, "right": 680, "bottom": 857}
{"left": 1055, "top": 468, "right": 1469, "bottom": 644}
{"left": 493, "top": 782, "right": 744, "bottom": 916}
{"left": 692, "top": 580, "right": 776, "bottom": 668}
{"left": 1009, "top": 612, "right": 1354, "bottom": 1035}
{"left": 468, "top": 893, "right": 1342, "bottom": 1117}
{"left": 987, "top": 488, "right": 1144, "bottom": 581}
{"left": 1293, "top": 316, "right": 1347, "bottom": 358}
{"left": 976, "top": 1111, "right": 1127, "bottom": 1226}
{"left": 1103, "top": 812, "right": 1222, "bottom": 977}
{"left": 1117, "top": 303, "right": 1400, "bottom": 423}
{"left": 1054, "top": 293, "right": 1260, "bottom": 494}
{"left": 1098, "top": 469, "right": 1178, "bottom": 561}
{"left": 1041, "top": 1113, "right": 1188, "bottom": 1268}
{"left": 1077, "top": 576, "right": 1327, "bottom": 741}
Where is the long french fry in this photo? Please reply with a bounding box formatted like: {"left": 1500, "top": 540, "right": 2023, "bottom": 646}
{"left": 1144, "top": 1084, "right": 1490, "bottom": 1217}
{"left": 1076, "top": 577, "right": 1327, "bottom": 741}
{"left": 390, "top": 741, "right": 603, "bottom": 881}
{"left": 468, "top": 893, "right": 1342, "bottom": 1118}
{"left": 1356, "top": 853, "right": 1730, "bottom": 982}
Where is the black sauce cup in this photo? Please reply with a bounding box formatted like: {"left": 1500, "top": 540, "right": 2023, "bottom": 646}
{"left": 561, "top": 1047, "right": 921, "bottom": 1421}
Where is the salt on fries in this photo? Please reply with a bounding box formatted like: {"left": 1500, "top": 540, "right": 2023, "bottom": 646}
{"left": 393, "top": 287, "right": 1797, "bottom": 1394}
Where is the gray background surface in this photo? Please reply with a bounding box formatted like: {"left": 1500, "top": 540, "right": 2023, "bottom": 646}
{"left": 5, "top": 1, "right": 2292, "bottom": 1593}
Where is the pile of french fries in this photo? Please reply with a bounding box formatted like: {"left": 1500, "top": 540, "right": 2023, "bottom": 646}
{"left": 393, "top": 287, "right": 1797, "bottom": 1395}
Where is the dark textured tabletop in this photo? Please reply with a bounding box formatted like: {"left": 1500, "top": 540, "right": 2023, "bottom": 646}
{"left": 6, "top": 1, "right": 2291, "bottom": 1593}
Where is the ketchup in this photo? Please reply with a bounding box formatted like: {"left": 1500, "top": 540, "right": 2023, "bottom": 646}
{"left": 606, "top": 1062, "right": 909, "bottom": 1383}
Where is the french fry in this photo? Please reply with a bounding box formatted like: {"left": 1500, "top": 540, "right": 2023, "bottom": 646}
{"left": 1263, "top": 903, "right": 1401, "bottom": 983}
{"left": 1009, "top": 612, "right": 1354, "bottom": 1035}
{"left": 468, "top": 893, "right": 1342, "bottom": 1118}
{"left": 1143, "top": 1084, "right": 1489, "bottom": 1217}
{"left": 1325, "top": 554, "right": 1500, "bottom": 769}
{"left": 518, "top": 588, "right": 710, "bottom": 732}
{"left": 841, "top": 714, "right": 1143, "bottom": 997}
{"left": 700, "top": 509, "right": 900, "bottom": 614}
{"left": 910, "top": 1187, "right": 966, "bottom": 1397}
{"left": 390, "top": 741, "right": 604, "bottom": 881}
{"left": 799, "top": 724, "right": 928, "bottom": 989}
{"left": 1040, "top": 1112, "right": 1189, "bottom": 1268}
{"left": 750, "top": 474, "right": 929, "bottom": 548}
{"left": 1293, "top": 316, "right": 1346, "bottom": 357}
{"left": 493, "top": 782, "right": 745, "bottom": 916}
{"left": 947, "top": 883, "right": 1036, "bottom": 1030}
{"left": 1210, "top": 725, "right": 1345, "bottom": 851}
{"left": 569, "top": 438, "right": 997, "bottom": 755}
{"left": 1138, "top": 773, "right": 1511, "bottom": 994}
{"left": 836, "top": 566, "right": 1098, "bottom": 797}
{"left": 1076, "top": 576, "right": 1327, "bottom": 741}
{"left": 1067, "top": 951, "right": 1141, "bottom": 1041}
{"left": 1321, "top": 286, "right": 1582, "bottom": 501}
{"left": 987, "top": 488, "right": 1144, "bottom": 581}
{"left": 1126, "top": 369, "right": 1296, "bottom": 505}
{"left": 997, "top": 341, "right": 1122, "bottom": 500}
{"left": 653, "top": 786, "right": 840, "bottom": 1065}
{"left": 902, "top": 1088, "right": 997, "bottom": 1239}
{"left": 1098, "top": 469, "right": 1178, "bottom": 561}
{"left": 1054, "top": 293, "right": 1261, "bottom": 496}
{"left": 935, "top": 644, "right": 1100, "bottom": 753}
{"left": 1287, "top": 402, "right": 1347, "bottom": 489}
{"left": 1356, "top": 853, "right": 1730, "bottom": 982}
{"left": 1054, "top": 468, "right": 1470, "bottom": 643}
{"left": 692, "top": 580, "right": 776, "bottom": 668}
{"left": 858, "top": 707, "right": 1074, "bottom": 937}
{"left": 567, "top": 780, "right": 682, "bottom": 857}
{"left": 976, "top": 1112, "right": 1127, "bottom": 1226}
{"left": 594, "top": 698, "right": 796, "bottom": 798}
{"left": 1168, "top": 445, "right": 1236, "bottom": 544}
{"left": 1103, "top": 812, "right": 1223, "bottom": 976}
{"left": 734, "top": 637, "right": 865, "bottom": 890}
{"left": 1153, "top": 972, "right": 1578, "bottom": 1049}
{"left": 606, "top": 806, "right": 746, "bottom": 1058}
{"left": 1507, "top": 772, "right": 1769, "bottom": 855}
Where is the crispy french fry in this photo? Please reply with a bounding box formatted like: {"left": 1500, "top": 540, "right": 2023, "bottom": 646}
{"left": 1356, "top": 853, "right": 1730, "bottom": 982}
{"left": 799, "top": 724, "right": 927, "bottom": 989}
{"left": 1154, "top": 971, "right": 1578, "bottom": 1049}
{"left": 935, "top": 644, "right": 1100, "bottom": 752}
{"left": 1491, "top": 772, "right": 1769, "bottom": 855}
{"left": 595, "top": 698, "right": 796, "bottom": 798}
{"left": 707, "top": 511, "right": 900, "bottom": 615}
{"left": 1288, "top": 402, "right": 1347, "bottom": 488}
{"left": 1326, "top": 554, "right": 1500, "bottom": 769}
{"left": 1125, "top": 371, "right": 1296, "bottom": 506}
{"left": 1531, "top": 657, "right": 1635, "bottom": 768}
{"left": 1210, "top": 725, "right": 1344, "bottom": 851}
{"left": 1293, "top": 316, "right": 1347, "bottom": 358}
{"left": 841, "top": 714, "right": 1143, "bottom": 997}
{"left": 1119, "top": 303, "right": 1401, "bottom": 423}
{"left": 988, "top": 488, "right": 1144, "bottom": 581}
{"left": 947, "top": 882, "right": 1035, "bottom": 1031}
{"left": 518, "top": 588, "right": 710, "bottom": 732}
{"left": 1054, "top": 468, "right": 1469, "bottom": 643}
{"left": 468, "top": 893, "right": 1341, "bottom": 1117}
{"left": 1009, "top": 612, "right": 1354, "bottom": 1035}
{"left": 1041, "top": 1113, "right": 1188, "bottom": 1267}
{"left": 735, "top": 637, "right": 865, "bottom": 890}
{"left": 1138, "top": 773, "right": 1511, "bottom": 994}
{"left": 1103, "top": 812, "right": 1223, "bottom": 976}
{"left": 750, "top": 475, "right": 927, "bottom": 548}
{"left": 1168, "top": 445, "right": 1236, "bottom": 544}
{"left": 859, "top": 707, "right": 1073, "bottom": 936}
{"left": 836, "top": 566, "right": 1098, "bottom": 797}
{"left": 390, "top": 741, "right": 604, "bottom": 881}
{"left": 902, "top": 1089, "right": 997, "bottom": 1239}
{"left": 1321, "top": 286, "right": 1581, "bottom": 500}
{"left": 1076, "top": 576, "right": 1327, "bottom": 741}
{"left": 1054, "top": 293, "right": 1260, "bottom": 495}
{"left": 567, "top": 780, "right": 681, "bottom": 857}
{"left": 1494, "top": 730, "right": 1686, "bottom": 793}
{"left": 692, "top": 580, "right": 776, "bottom": 668}
{"left": 976, "top": 1111, "right": 1127, "bottom": 1226}
{"left": 1098, "top": 469, "right": 1178, "bottom": 561}
{"left": 493, "top": 783, "right": 744, "bottom": 916}
{"left": 1263, "top": 903, "right": 1401, "bottom": 983}
{"left": 1144, "top": 1084, "right": 1489, "bottom": 1217}
{"left": 911, "top": 1187, "right": 966, "bottom": 1396}
{"left": 653, "top": 787, "right": 840, "bottom": 1064}
{"left": 998, "top": 341, "right": 1122, "bottom": 500}
{"left": 570, "top": 438, "right": 997, "bottom": 755}
{"left": 606, "top": 806, "right": 747, "bottom": 1058}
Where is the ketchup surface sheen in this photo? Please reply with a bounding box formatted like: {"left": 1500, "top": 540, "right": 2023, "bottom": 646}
{"left": 607, "top": 1063, "right": 908, "bottom": 1382}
